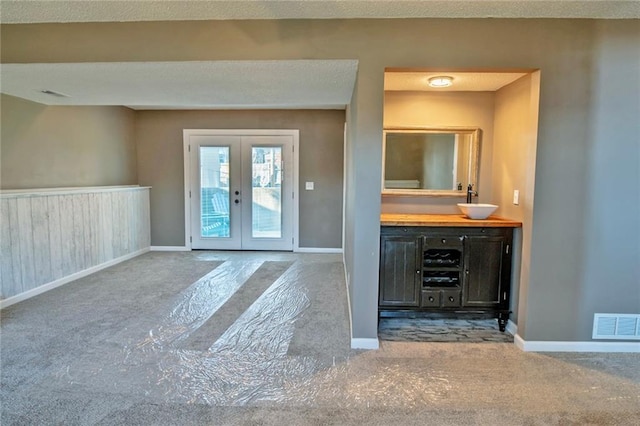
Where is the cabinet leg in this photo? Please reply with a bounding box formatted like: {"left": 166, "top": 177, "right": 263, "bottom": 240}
{"left": 497, "top": 312, "right": 508, "bottom": 332}
{"left": 498, "top": 320, "right": 506, "bottom": 332}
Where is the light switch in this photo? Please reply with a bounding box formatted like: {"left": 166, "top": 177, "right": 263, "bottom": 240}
{"left": 305, "top": 182, "right": 314, "bottom": 190}
{"left": 513, "top": 189, "right": 520, "bottom": 205}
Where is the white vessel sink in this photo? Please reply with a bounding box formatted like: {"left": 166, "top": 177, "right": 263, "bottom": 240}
{"left": 457, "top": 203, "right": 498, "bottom": 220}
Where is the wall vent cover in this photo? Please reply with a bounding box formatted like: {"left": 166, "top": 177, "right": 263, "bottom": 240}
{"left": 40, "top": 89, "right": 70, "bottom": 98}
{"left": 593, "top": 313, "right": 640, "bottom": 340}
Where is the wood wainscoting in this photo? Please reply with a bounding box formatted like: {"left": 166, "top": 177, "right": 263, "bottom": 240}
{"left": 1, "top": 186, "right": 150, "bottom": 307}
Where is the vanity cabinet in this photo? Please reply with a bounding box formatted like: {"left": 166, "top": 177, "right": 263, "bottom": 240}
{"left": 379, "top": 225, "right": 514, "bottom": 331}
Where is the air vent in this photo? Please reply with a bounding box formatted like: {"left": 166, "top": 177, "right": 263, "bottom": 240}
{"left": 593, "top": 314, "right": 640, "bottom": 340}
{"left": 40, "top": 89, "right": 70, "bottom": 98}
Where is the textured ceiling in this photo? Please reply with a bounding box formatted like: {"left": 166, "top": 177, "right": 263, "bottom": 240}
{"left": 0, "top": 61, "right": 359, "bottom": 109}
{"left": 1, "top": 0, "right": 639, "bottom": 23}
{"left": 4, "top": 0, "right": 620, "bottom": 110}
{"left": 385, "top": 72, "right": 528, "bottom": 92}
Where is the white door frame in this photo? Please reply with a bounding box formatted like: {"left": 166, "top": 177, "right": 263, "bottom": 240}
{"left": 183, "top": 129, "right": 300, "bottom": 251}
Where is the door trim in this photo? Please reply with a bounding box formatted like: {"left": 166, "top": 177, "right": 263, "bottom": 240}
{"left": 183, "top": 129, "right": 299, "bottom": 251}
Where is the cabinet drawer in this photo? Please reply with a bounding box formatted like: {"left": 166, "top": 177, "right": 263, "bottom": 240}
{"left": 423, "top": 236, "right": 463, "bottom": 248}
{"left": 421, "top": 289, "right": 462, "bottom": 308}
{"left": 421, "top": 290, "right": 441, "bottom": 307}
{"left": 442, "top": 290, "right": 461, "bottom": 307}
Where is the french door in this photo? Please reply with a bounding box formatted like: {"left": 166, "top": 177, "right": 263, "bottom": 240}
{"left": 185, "top": 130, "right": 296, "bottom": 251}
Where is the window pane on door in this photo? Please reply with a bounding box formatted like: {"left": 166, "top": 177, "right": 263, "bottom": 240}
{"left": 200, "top": 146, "right": 230, "bottom": 238}
{"left": 251, "top": 147, "right": 282, "bottom": 238}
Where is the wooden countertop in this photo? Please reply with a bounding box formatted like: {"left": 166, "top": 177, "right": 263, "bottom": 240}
{"left": 381, "top": 213, "right": 522, "bottom": 228}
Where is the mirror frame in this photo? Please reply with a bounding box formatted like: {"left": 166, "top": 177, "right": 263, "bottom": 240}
{"left": 382, "top": 127, "right": 481, "bottom": 197}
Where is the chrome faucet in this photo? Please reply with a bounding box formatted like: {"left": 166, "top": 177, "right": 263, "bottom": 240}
{"left": 466, "top": 184, "right": 477, "bottom": 203}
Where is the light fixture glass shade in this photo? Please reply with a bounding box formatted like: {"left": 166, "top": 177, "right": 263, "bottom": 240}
{"left": 428, "top": 76, "right": 453, "bottom": 88}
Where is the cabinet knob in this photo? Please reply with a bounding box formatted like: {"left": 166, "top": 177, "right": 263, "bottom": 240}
{"left": 416, "top": 270, "right": 420, "bottom": 274}
{"left": 441, "top": 239, "right": 446, "bottom": 244}
{"left": 449, "top": 296, "right": 455, "bottom": 302}
{"left": 428, "top": 296, "right": 434, "bottom": 302}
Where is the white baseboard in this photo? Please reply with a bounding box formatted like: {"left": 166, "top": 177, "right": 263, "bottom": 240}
{"left": 0, "top": 247, "right": 150, "bottom": 310}
{"left": 150, "top": 246, "right": 341, "bottom": 253}
{"left": 351, "top": 338, "right": 380, "bottom": 350}
{"left": 514, "top": 334, "right": 640, "bottom": 353}
{"left": 295, "top": 247, "right": 343, "bottom": 254}
{"left": 150, "top": 246, "right": 190, "bottom": 251}
{"left": 341, "top": 262, "right": 379, "bottom": 351}
{"left": 344, "top": 262, "right": 354, "bottom": 347}
{"left": 507, "top": 320, "right": 639, "bottom": 352}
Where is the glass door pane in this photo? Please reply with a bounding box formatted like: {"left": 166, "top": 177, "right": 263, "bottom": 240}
{"left": 200, "top": 146, "right": 230, "bottom": 238}
{"left": 251, "top": 146, "right": 282, "bottom": 238}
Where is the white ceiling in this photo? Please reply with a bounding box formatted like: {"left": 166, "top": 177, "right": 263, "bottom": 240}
{"left": 3, "top": 0, "right": 634, "bottom": 110}
{"left": 1, "top": 0, "right": 639, "bottom": 23}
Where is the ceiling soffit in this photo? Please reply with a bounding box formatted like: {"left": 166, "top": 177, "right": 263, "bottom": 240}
{"left": 0, "top": 60, "right": 360, "bottom": 109}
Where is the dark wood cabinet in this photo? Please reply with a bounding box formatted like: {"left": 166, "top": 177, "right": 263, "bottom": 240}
{"left": 463, "top": 235, "right": 511, "bottom": 309}
{"left": 379, "top": 225, "right": 515, "bottom": 331}
{"left": 379, "top": 235, "right": 420, "bottom": 307}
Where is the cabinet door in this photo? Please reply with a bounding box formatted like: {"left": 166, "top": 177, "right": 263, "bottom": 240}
{"left": 463, "top": 236, "right": 509, "bottom": 308}
{"left": 379, "top": 236, "right": 420, "bottom": 307}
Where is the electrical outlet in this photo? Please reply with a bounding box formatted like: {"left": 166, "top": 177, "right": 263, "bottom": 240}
{"left": 305, "top": 182, "right": 314, "bottom": 190}
{"left": 513, "top": 189, "right": 520, "bottom": 205}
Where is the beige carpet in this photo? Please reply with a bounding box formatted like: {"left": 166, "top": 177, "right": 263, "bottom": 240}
{"left": 2, "top": 251, "right": 638, "bottom": 425}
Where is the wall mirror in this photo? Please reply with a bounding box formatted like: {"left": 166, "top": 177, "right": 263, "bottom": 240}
{"left": 382, "top": 127, "right": 481, "bottom": 196}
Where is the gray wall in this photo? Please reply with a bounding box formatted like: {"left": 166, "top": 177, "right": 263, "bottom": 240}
{"left": 134, "top": 109, "right": 344, "bottom": 248}
{"left": 580, "top": 21, "right": 640, "bottom": 339}
{"left": 493, "top": 73, "right": 541, "bottom": 327}
{"left": 1, "top": 94, "right": 137, "bottom": 189}
{"left": 3, "top": 19, "right": 639, "bottom": 343}
{"left": 382, "top": 91, "right": 496, "bottom": 213}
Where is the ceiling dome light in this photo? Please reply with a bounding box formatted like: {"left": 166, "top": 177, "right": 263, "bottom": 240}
{"left": 428, "top": 76, "right": 453, "bottom": 88}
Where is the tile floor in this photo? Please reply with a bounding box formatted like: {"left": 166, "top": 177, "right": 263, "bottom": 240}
{"left": 378, "top": 318, "right": 514, "bottom": 343}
